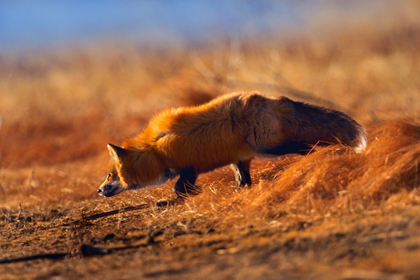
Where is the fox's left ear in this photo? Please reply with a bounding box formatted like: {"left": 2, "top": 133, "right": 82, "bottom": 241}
{"left": 107, "top": 143, "right": 127, "bottom": 163}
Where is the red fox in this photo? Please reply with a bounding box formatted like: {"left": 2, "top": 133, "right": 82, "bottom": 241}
{"left": 98, "top": 92, "right": 366, "bottom": 198}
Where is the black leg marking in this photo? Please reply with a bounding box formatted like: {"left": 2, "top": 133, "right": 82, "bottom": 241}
{"left": 232, "top": 160, "right": 252, "bottom": 188}
{"left": 261, "top": 141, "right": 313, "bottom": 156}
{"left": 173, "top": 166, "right": 201, "bottom": 198}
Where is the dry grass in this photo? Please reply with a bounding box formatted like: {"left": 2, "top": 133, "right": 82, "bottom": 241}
{"left": 1, "top": 5, "right": 420, "bottom": 279}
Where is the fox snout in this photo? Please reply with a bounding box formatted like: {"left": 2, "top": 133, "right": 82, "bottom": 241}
{"left": 97, "top": 185, "right": 113, "bottom": 197}
{"left": 98, "top": 184, "right": 124, "bottom": 197}
{"left": 98, "top": 177, "right": 125, "bottom": 197}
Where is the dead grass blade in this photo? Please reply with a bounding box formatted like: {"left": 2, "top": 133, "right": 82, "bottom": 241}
{"left": 58, "top": 203, "right": 150, "bottom": 227}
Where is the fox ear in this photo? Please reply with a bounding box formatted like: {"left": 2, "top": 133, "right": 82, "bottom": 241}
{"left": 107, "top": 144, "right": 126, "bottom": 163}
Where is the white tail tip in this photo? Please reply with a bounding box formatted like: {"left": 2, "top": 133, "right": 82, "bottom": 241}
{"left": 354, "top": 129, "right": 367, "bottom": 153}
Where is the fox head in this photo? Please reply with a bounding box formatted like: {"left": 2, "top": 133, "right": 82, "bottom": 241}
{"left": 97, "top": 144, "right": 170, "bottom": 197}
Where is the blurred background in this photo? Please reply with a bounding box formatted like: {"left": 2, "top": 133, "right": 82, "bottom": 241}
{"left": 0, "top": 0, "right": 412, "bottom": 53}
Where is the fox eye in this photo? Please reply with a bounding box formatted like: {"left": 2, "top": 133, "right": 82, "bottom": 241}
{"left": 107, "top": 173, "right": 113, "bottom": 181}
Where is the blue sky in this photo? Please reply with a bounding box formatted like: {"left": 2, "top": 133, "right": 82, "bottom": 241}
{"left": 0, "top": 1, "right": 393, "bottom": 53}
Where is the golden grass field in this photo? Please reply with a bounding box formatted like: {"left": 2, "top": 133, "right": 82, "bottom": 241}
{"left": 1, "top": 3, "right": 420, "bottom": 279}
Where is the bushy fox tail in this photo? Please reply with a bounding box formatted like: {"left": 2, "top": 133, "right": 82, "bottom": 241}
{"left": 285, "top": 98, "right": 367, "bottom": 153}
{"left": 244, "top": 94, "right": 367, "bottom": 156}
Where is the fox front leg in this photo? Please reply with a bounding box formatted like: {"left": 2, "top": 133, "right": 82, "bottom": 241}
{"left": 173, "top": 166, "right": 201, "bottom": 198}
{"left": 231, "top": 160, "right": 252, "bottom": 188}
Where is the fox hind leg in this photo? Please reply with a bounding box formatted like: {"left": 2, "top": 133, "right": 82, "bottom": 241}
{"left": 174, "top": 166, "right": 201, "bottom": 198}
{"left": 231, "top": 159, "right": 252, "bottom": 188}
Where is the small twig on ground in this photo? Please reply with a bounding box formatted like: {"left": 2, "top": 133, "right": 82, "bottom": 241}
{"left": 55, "top": 198, "right": 181, "bottom": 228}
{"left": 0, "top": 237, "right": 161, "bottom": 263}
{"left": 58, "top": 204, "right": 150, "bottom": 227}
{"left": 0, "top": 253, "right": 68, "bottom": 264}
